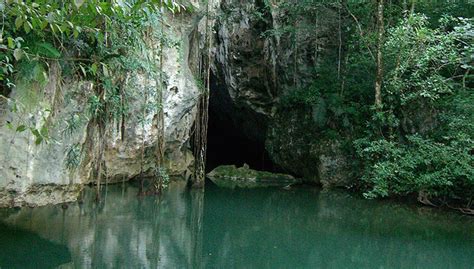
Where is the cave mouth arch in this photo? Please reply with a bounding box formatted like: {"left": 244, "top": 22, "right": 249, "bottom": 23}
{"left": 205, "top": 77, "right": 278, "bottom": 173}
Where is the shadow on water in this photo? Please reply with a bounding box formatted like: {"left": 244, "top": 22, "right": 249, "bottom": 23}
{"left": 0, "top": 181, "right": 474, "bottom": 268}
{"left": 0, "top": 223, "right": 71, "bottom": 268}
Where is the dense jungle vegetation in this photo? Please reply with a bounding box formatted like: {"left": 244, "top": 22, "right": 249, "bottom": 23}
{"left": 272, "top": 0, "right": 473, "bottom": 212}
{"left": 0, "top": 0, "right": 473, "bottom": 212}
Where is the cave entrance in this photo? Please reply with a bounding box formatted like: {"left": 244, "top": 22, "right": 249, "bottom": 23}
{"left": 206, "top": 78, "right": 277, "bottom": 173}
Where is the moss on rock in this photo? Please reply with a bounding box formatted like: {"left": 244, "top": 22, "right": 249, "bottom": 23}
{"left": 207, "top": 164, "right": 301, "bottom": 188}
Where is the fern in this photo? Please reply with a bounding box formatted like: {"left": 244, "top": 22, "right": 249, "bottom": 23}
{"left": 65, "top": 143, "right": 82, "bottom": 171}
{"left": 31, "top": 42, "right": 61, "bottom": 59}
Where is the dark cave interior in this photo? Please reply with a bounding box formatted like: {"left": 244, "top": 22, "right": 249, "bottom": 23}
{"left": 206, "top": 108, "right": 275, "bottom": 173}
{"left": 205, "top": 78, "right": 278, "bottom": 173}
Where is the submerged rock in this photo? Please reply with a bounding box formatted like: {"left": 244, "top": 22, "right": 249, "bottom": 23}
{"left": 207, "top": 164, "right": 301, "bottom": 188}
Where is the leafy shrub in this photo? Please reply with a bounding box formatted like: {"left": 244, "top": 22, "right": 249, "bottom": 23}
{"left": 356, "top": 15, "right": 474, "bottom": 204}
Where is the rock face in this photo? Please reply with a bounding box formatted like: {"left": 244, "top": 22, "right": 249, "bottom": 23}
{"left": 212, "top": 1, "right": 352, "bottom": 186}
{"left": 265, "top": 107, "right": 352, "bottom": 187}
{"left": 212, "top": 0, "right": 278, "bottom": 143}
{"left": 101, "top": 11, "right": 205, "bottom": 183}
{"left": 207, "top": 164, "right": 300, "bottom": 188}
{"left": 0, "top": 0, "right": 353, "bottom": 207}
{"left": 0, "top": 66, "right": 90, "bottom": 207}
{"left": 0, "top": 1, "right": 217, "bottom": 207}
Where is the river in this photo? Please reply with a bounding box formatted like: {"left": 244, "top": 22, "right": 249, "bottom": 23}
{"left": 1, "top": 181, "right": 473, "bottom": 268}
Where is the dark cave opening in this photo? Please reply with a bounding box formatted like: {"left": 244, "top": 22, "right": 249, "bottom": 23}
{"left": 206, "top": 76, "right": 278, "bottom": 173}
{"left": 206, "top": 109, "right": 275, "bottom": 172}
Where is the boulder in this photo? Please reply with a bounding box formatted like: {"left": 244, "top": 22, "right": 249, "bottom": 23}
{"left": 207, "top": 164, "right": 301, "bottom": 188}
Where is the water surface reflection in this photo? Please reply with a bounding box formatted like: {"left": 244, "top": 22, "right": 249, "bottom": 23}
{"left": 1, "top": 182, "right": 474, "bottom": 268}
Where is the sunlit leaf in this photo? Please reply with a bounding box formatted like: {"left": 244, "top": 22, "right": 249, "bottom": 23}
{"left": 13, "top": 48, "right": 23, "bottom": 61}
{"left": 74, "top": 0, "right": 85, "bottom": 8}
{"left": 7, "top": 37, "right": 14, "bottom": 49}
{"left": 91, "top": 63, "right": 98, "bottom": 75}
{"left": 23, "top": 21, "right": 32, "bottom": 33}
{"left": 14, "top": 17, "right": 23, "bottom": 29}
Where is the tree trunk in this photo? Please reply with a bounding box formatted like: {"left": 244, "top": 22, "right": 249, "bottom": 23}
{"left": 374, "top": 0, "right": 384, "bottom": 109}
{"left": 337, "top": 0, "right": 344, "bottom": 79}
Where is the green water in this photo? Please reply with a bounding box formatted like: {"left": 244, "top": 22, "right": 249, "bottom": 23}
{"left": 1, "top": 182, "right": 473, "bottom": 269}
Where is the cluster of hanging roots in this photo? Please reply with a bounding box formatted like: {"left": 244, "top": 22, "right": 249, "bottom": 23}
{"left": 192, "top": 2, "right": 212, "bottom": 188}
{"left": 93, "top": 2, "right": 212, "bottom": 198}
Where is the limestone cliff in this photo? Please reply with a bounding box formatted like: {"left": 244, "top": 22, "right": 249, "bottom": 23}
{"left": 0, "top": 0, "right": 353, "bottom": 208}
{"left": 211, "top": 0, "right": 352, "bottom": 186}
{"left": 0, "top": 1, "right": 217, "bottom": 207}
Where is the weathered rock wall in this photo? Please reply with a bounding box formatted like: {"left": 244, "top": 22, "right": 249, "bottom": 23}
{"left": 101, "top": 11, "right": 206, "bottom": 183}
{"left": 212, "top": 0, "right": 278, "bottom": 143}
{"left": 266, "top": 107, "right": 352, "bottom": 187}
{"left": 0, "top": 0, "right": 353, "bottom": 208}
{"left": 0, "top": 1, "right": 217, "bottom": 207}
{"left": 212, "top": 0, "right": 352, "bottom": 186}
{"left": 0, "top": 65, "right": 90, "bottom": 207}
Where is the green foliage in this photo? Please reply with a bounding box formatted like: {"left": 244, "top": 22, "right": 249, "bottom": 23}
{"left": 384, "top": 15, "right": 467, "bottom": 105}
{"left": 280, "top": 60, "right": 366, "bottom": 136}
{"left": 87, "top": 94, "right": 104, "bottom": 120}
{"left": 63, "top": 113, "right": 84, "bottom": 137}
{"left": 275, "top": 1, "right": 473, "bottom": 207}
{"left": 1, "top": 0, "right": 187, "bottom": 139}
{"left": 356, "top": 15, "right": 474, "bottom": 203}
{"left": 271, "top": 0, "right": 378, "bottom": 137}
{"left": 65, "top": 143, "right": 82, "bottom": 171}
{"left": 263, "top": 1, "right": 473, "bottom": 208}
{"left": 30, "top": 124, "right": 50, "bottom": 145}
{"left": 355, "top": 135, "right": 474, "bottom": 200}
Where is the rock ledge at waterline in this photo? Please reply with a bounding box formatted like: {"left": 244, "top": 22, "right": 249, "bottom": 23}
{"left": 207, "top": 164, "right": 301, "bottom": 188}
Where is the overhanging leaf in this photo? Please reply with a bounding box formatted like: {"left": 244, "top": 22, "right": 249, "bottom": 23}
{"left": 13, "top": 48, "right": 23, "bottom": 61}
{"left": 34, "top": 42, "right": 61, "bottom": 58}
{"left": 16, "top": 125, "right": 27, "bottom": 132}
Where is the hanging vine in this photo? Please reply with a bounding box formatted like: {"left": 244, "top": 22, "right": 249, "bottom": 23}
{"left": 139, "top": 83, "right": 148, "bottom": 194}
{"left": 192, "top": 0, "right": 212, "bottom": 187}
{"left": 0, "top": 1, "right": 187, "bottom": 201}
{"left": 153, "top": 2, "right": 167, "bottom": 194}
